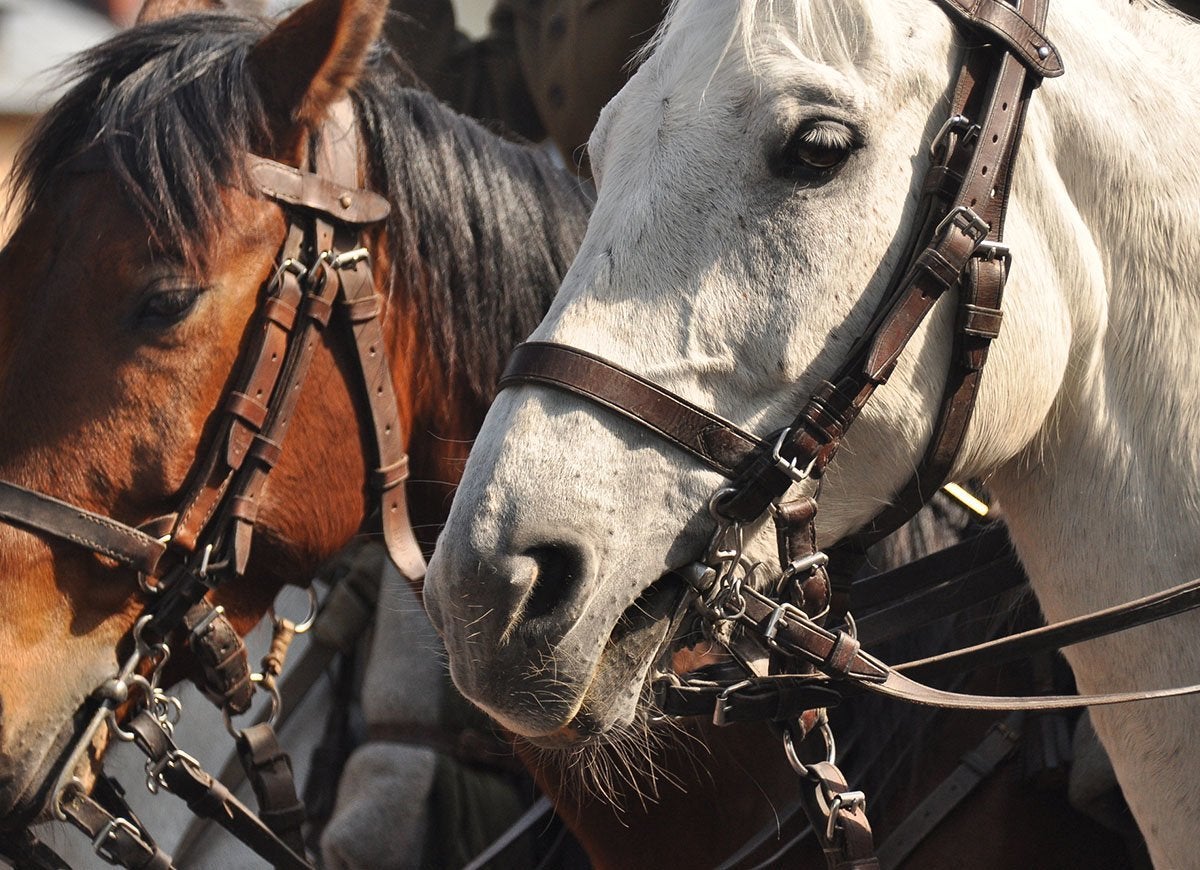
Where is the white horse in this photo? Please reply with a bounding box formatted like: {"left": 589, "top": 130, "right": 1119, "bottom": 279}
{"left": 424, "top": 0, "right": 1200, "bottom": 865}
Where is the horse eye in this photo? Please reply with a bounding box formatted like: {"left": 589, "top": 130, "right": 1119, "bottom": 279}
{"left": 772, "top": 121, "right": 860, "bottom": 182}
{"left": 135, "top": 284, "right": 205, "bottom": 327}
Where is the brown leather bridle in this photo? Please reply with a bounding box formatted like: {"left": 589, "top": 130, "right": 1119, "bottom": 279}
{"left": 0, "top": 99, "right": 420, "bottom": 870}
{"left": 497, "top": 1, "right": 1200, "bottom": 864}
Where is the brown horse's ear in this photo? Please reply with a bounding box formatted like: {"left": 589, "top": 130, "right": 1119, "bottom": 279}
{"left": 136, "top": 0, "right": 267, "bottom": 24}
{"left": 248, "top": 0, "right": 388, "bottom": 155}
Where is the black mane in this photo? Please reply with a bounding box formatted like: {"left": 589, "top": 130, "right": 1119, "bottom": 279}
{"left": 12, "top": 12, "right": 594, "bottom": 401}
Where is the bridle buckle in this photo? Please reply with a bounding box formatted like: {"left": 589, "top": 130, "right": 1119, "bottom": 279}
{"left": 92, "top": 817, "right": 142, "bottom": 864}
{"left": 935, "top": 205, "right": 990, "bottom": 245}
{"left": 771, "top": 428, "right": 816, "bottom": 484}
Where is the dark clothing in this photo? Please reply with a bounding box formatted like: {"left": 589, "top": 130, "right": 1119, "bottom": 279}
{"left": 387, "top": 0, "right": 668, "bottom": 170}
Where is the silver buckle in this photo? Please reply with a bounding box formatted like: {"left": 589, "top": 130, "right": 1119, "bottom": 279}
{"left": 330, "top": 247, "right": 370, "bottom": 270}
{"left": 764, "top": 603, "right": 799, "bottom": 649}
{"left": 771, "top": 428, "right": 816, "bottom": 484}
{"left": 935, "top": 205, "right": 990, "bottom": 245}
{"left": 825, "top": 791, "right": 868, "bottom": 841}
{"left": 929, "top": 114, "right": 978, "bottom": 157}
{"left": 712, "top": 679, "right": 753, "bottom": 727}
{"left": 92, "top": 818, "right": 143, "bottom": 864}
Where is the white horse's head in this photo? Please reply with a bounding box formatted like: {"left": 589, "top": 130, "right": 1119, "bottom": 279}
{"left": 425, "top": 0, "right": 1088, "bottom": 743}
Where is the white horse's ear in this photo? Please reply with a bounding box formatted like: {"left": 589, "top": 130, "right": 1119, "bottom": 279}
{"left": 136, "top": 0, "right": 268, "bottom": 24}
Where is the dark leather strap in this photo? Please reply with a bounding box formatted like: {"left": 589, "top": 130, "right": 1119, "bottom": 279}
{"left": 933, "top": 0, "right": 1063, "bottom": 76}
{"left": 183, "top": 601, "right": 254, "bottom": 715}
{"left": 501, "top": 342, "right": 761, "bottom": 477}
{"left": 249, "top": 157, "right": 391, "bottom": 225}
{"left": 236, "top": 723, "right": 307, "bottom": 857}
{"left": 0, "top": 481, "right": 166, "bottom": 575}
{"left": 875, "top": 714, "right": 1022, "bottom": 869}
{"left": 60, "top": 788, "right": 174, "bottom": 870}
{"left": 128, "top": 713, "right": 312, "bottom": 870}
{"left": 319, "top": 98, "right": 426, "bottom": 581}
{"left": 735, "top": 585, "right": 1200, "bottom": 712}
{"left": 800, "top": 761, "right": 879, "bottom": 870}
{"left": 898, "top": 568, "right": 1200, "bottom": 679}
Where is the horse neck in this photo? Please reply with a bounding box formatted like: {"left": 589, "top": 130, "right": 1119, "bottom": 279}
{"left": 987, "top": 2, "right": 1200, "bottom": 622}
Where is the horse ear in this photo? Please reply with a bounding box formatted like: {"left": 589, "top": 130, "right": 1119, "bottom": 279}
{"left": 136, "top": 0, "right": 267, "bottom": 24}
{"left": 248, "top": 0, "right": 388, "bottom": 153}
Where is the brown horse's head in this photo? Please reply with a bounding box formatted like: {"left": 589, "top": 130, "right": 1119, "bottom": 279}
{"left": 0, "top": 0, "right": 398, "bottom": 821}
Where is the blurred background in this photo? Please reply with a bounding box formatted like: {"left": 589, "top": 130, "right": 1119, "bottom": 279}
{"left": 0, "top": 0, "right": 495, "bottom": 236}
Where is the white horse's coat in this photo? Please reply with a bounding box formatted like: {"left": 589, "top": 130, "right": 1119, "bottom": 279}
{"left": 424, "top": 1, "right": 1200, "bottom": 864}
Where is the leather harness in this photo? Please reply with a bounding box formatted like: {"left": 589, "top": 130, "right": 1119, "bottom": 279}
{"left": 496, "top": 0, "right": 1200, "bottom": 865}
{"left": 0, "top": 99, "right": 423, "bottom": 869}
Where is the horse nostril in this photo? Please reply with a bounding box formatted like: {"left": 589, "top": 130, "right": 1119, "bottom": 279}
{"left": 521, "top": 544, "right": 584, "bottom": 627}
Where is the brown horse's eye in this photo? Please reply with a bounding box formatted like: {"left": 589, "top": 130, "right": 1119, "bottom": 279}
{"left": 771, "top": 120, "right": 861, "bottom": 182}
{"left": 135, "top": 284, "right": 205, "bottom": 328}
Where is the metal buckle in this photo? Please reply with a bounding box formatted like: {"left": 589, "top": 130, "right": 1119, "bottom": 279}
{"left": 764, "top": 602, "right": 800, "bottom": 650}
{"left": 929, "top": 114, "right": 979, "bottom": 157}
{"left": 770, "top": 428, "right": 816, "bottom": 484}
{"left": 825, "top": 791, "right": 868, "bottom": 841}
{"left": 188, "top": 603, "right": 225, "bottom": 640}
{"left": 974, "top": 239, "right": 1013, "bottom": 276}
{"left": 713, "top": 679, "right": 753, "bottom": 727}
{"left": 92, "top": 817, "right": 143, "bottom": 864}
{"left": 330, "top": 247, "right": 370, "bottom": 270}
{"left": 780, "top": 551, "right": 829, "bottom": 585}
{"left": 935, "top": 205, "right": 990, "bottom": 245}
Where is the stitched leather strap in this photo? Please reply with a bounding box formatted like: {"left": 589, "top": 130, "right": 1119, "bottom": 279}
{"left": 933, "top": 0, "right": 1063, "bottom": 76}
{"left": 127, "top": 713, "right": 312, "bottom": 870}
{"left": 501, "top": 341, "right": 762, "bottom": 478}
{"left": 734, "top": 585, "right": 1200, "bottom": 712}
{"left": 0, "top": 481, "right": 167, "bottom": 575}
{"left": 800, "top": 761, "right": 879, "bottom": 870}
{"left": 249, "top": 157, "right": 391, "bottom": 225}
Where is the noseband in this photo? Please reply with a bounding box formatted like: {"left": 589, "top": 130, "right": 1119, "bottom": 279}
{"left": 0, "top": 100, "right": 420, "bottom": 869}
{"left": 499, "top": 1, "right": 1200, "bottom": 865}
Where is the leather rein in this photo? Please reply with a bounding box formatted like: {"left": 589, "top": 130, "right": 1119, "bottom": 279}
{"left": 0, "top": 99, "right": 423, "bottom": 869}
{"left": 498, "top": 0, "right": 1200, "bottom": 865}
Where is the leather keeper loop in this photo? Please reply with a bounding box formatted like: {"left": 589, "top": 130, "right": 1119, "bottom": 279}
{"left": 341, "top": 293, "right": 382, "bottom": 323}
{"left": 923, "top": 165, "right": 965, "bottom": 200}
{"left": 960, "top": 303, "right": 1004, "bottom": 339}
{"left": 826, "top": 632, "right": 862, "bottom": 677}
{"left": 305, "top": 293, "right": 335, "bottom": 327}
{"left": 248, "top": 434, "right": 284, "bottom": 469}
{"left": 225, "top": 392, "right": 270, "bottom": 430}
{"left": 230, "top": 495, "right": 259, "bottom": 523}
{"left": 263, "top": 296, "right": 299, "bottom": 330}
{"left": 372, "top": 456, "right": 410, "bottom": 492}
{"left": 915, "top": 247, "right": 962, "bottom": 293}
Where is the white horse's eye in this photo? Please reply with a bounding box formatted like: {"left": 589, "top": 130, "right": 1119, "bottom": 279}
{"left": 771, "top": 119, "right": 861, "bottom": 182}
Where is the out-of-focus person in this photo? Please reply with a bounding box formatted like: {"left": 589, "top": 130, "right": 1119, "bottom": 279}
{"left": 387, "top": 0, "right": 669, "bottom": 173}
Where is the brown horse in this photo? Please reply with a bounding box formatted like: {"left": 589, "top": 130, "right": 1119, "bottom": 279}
{"left": 0, "top": 0, "right": 796, "bottom": 864}
{"left": 0, "top": 1, "right": 1139, "bottom": 868}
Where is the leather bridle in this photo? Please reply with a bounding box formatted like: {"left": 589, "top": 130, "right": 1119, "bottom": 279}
{"left": 0, "top": 99, "right": 421, "bottom": 869}
{"left": 498, "top": 0, "right": 1200, "bottom": 865}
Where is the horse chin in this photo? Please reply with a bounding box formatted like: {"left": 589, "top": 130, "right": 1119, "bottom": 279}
{"left": 521, "top": 571, "right": 692, "bottom": 750}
